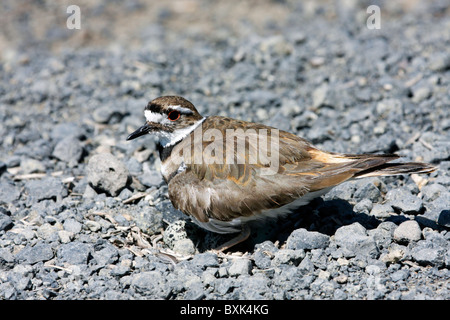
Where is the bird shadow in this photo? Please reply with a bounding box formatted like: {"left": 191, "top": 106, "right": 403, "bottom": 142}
{"left": 194, "top": 198, "right": 445, "bottom": 253}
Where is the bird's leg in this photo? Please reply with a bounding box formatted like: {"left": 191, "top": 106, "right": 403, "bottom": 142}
{"left": 212, "top": 224, "right": 251, "bottom": 252}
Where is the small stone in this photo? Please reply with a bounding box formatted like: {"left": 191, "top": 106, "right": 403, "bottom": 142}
{"left": 353, "top": 180, "right": 382, "bottom": 202}
{"left": 393, "top": 220, "right": 422, "bottom": 243}
{"left": 337, "top": 257, "right": 349, "bottom": 266}
{"left": 111, "top": 265, "right": 131, "bottom": 277}
{"left": 20, "top": 158, "right": 45, "bottom": 174}
{"left": 0, "top": 182, "right": 21, "bottom": 204}
{"left": 411, "top": 86, "right": 431, "bottom": 103}
{"left": 411, "top": 245, "right": 445, "bottom": 267}
{"left": 173, "top": 238, "right": 196, "bottom": 255}
{"left": 381, "top": 249, "right": 404, "bottom": 264}
{"left": 58, "top": 230, "right": 74, "bottom": 243}
{"left": 228, "top": 258, "right": 252, "bottom": 277}
{"left": 0, "top": 211, "right": 13, "bottom": 231}
{"left": 354, "top": 199, "right": 373, "bottom": 214}
{"left": 318, "top": 270, "right": 330, "bottom": 279}
{"left": 390, "top": 270, "right": 409, "bottom": 282}
{"left": 191, "top": 252, "right": 219, "bottom": 269}
{"left": 57, "top": 242, "right": 93, "bottom": 265}
{"left": 93, "top": 241, "right": 119, "bottom": 266}
{"left": 37, "top": 223, "right": 60, "bottom": 240}
{"left": 25, "top": 177, "right": 68, "bottom": 202}
{"left": 139, "top": 168, "right": 163, "bottom": 187}
{"left": 254, "top": 241, "right": 277, "bottom": 269}
{"left": 85, "top": 220, "right": 101, "bottom": 232}
{"left": 63, "top": 218, "right": 82, "bottom": 234}
{"left": 50, "top": 122, "right": 84, "bottom": 141}
{"left": 334, "top": 274, "right": 348, "bottom": 284}
{"left": 52, "top": 137, "right": 84, "bottom": 166}
{"left": 272, "top": 249, "right": 305, "bottom": 266}
{"left": 370, "top": 203, "right": 395, "bottom": 218}
{"left": 428, "top": 52, "right": 450, "bottom": 72}
{"left": 15, "top": 241, "right": 54, "bottom": 264}
{"left": 0, "top": 248, "right": 15, "bottom": 267}
{"left": 334, "top": 222, "right": 379, "bottom": 258}
{"left": 92, "top": 105, "right": 129, "bottom": 124}
{"left": 386, "top": 188, "right": 423, "bottom": 214}
{"left": 87, "top": 153, "right": 130, "bottom": 196}
{"left": 438, "top": 210, "right": 450, "bottom": 228}
{"left": 421, "top": 184, "right": 446, "bottom": 202}
{"left": 131, "top": 271, "right": 169, "bottom": 298}
{"left": 286, "top": 228, "right": 330, "bottom": 250}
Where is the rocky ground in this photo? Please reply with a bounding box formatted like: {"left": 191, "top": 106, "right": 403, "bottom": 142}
{"left": 0, "top": 0, "right": 449, "bottom": 300}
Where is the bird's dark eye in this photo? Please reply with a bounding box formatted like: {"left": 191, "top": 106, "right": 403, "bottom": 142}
{"left": 168, "top": 110, "right": 181, "bottom": 121}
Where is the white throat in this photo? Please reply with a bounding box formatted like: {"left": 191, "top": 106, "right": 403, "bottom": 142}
{"left": 156, "top": 117, "right": 205, "bottom": 148}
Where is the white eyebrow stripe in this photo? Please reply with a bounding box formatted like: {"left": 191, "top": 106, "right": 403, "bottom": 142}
{"left": 169, "top": 105, "right": 193, "bottom": 114}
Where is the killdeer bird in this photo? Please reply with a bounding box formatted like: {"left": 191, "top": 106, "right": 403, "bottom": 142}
{"left": 127, "top": 96, "right": 437, "bottom": 251}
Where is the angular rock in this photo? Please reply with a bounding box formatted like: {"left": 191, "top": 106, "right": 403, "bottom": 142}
{"left": 0, "top": 211, "right": 13, "bottom": 231}
{"left": 334, "top": 222, "right": 379, "bottom": 258}
{"left": 131, "top": 271, "right": 170, "bottom": 298}
{"left": 272, "top": 249, "right": 305, "bottom": 266}
{"left": 411, "top": 245, "right": 446, "bottom": 267}
{"left": 57, "top": 242, "right": 93, "bottom": 265}
{"left": 15, "top": 241, "right": 54, "bottom": 264}
{"left": 191, "top": 252, "right": 219, "bottom": 269}
{"left": 52, "top": 137, "right": 84, "bottom": 166}
{"left": 228, "top": 258, "right": 252, "bottom": 277}
{"left": 386, "top": 188, "right": 423, "bottom": 214}
{"left": 370, "top": 203, "right": 395, "bottom": 218}
{"left": 25, "top": 177, "right": 68, "bottom": 202}
{"left": 286, "top": 228, "right": 330, "bottom": 250}
{"left": 0, "top": 182, "right": 21, "bottom": 204}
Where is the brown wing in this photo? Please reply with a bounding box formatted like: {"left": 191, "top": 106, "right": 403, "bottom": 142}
{"left": 167, "top": 116, "right": 433, "bottom": 223}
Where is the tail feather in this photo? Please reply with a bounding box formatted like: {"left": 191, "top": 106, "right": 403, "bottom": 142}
{"left": 354, "top": 161, "right": 438, "bottom": 178}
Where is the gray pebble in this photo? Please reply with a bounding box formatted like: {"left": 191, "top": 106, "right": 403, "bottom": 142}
{"left": 15, "top": 241, "right": 54, "bottom": 264}
{"left": 173, "top": 238, "right": 196, "bottom": 255}
{"left": 52, "top": 137, "right": 84, "bottom": 166}
{"left": 393, "top": 220, "right": 422, "bottom": 243}
{"left": 57, "top": 242, "right": 93, "bottom": 265}
{"left": 334, "top": 222, "right": 379, "bottom": 258}
{"left": 286, "top": 228, "right": 330, "bottom": 250}
{"left": 25, "top": 177, "right": 68, "bottom": 202}
{"left": 272, "top": 249, "right": 305, "bottom": 267}
{"left": 191, "top": 252, "right": 219, "bottom": 269}
{"left": 386, "top": 188, "right": 423, "bottom": 214}
{"left": 0, "top": 182, "right": 21, "bottom": 204}
{"left": 87, "top": 153, "right": 130, "bottom": 196}
{"left": 92, "top": 241, "right": 119, "bottom": 266}
{"left": 410, "top": 245, "right": 446, "bottom": 268}
{"left": 63, "top": 218, "right": 82, "bottom": 234}
{"left": 20, "top": 158, "right": 45, "bottom": 174}
{"left": 228, "top": 258, "right": 252, "bottom": 277}
{"left": 131, "top": 271, "right": 170, "bottom": 298}
{"left": 0, "top": 211, "right": 13, "bottom": 231}
{"left": 370, "top": 203, "right": 395, "bottom": 218}
{"left": 253, "top": 241, "right": 277, "bottom": 269}
{"left": 428, "top": 52, "right": 450, "bottom": 72}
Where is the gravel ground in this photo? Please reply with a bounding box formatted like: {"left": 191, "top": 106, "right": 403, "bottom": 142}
{"left": 0, "top": 0, "right": 449, "bottom": 300}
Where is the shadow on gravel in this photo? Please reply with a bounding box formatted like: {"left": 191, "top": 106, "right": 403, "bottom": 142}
{"left": 194, "top": 198, "right": 447, "bottom": 252}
